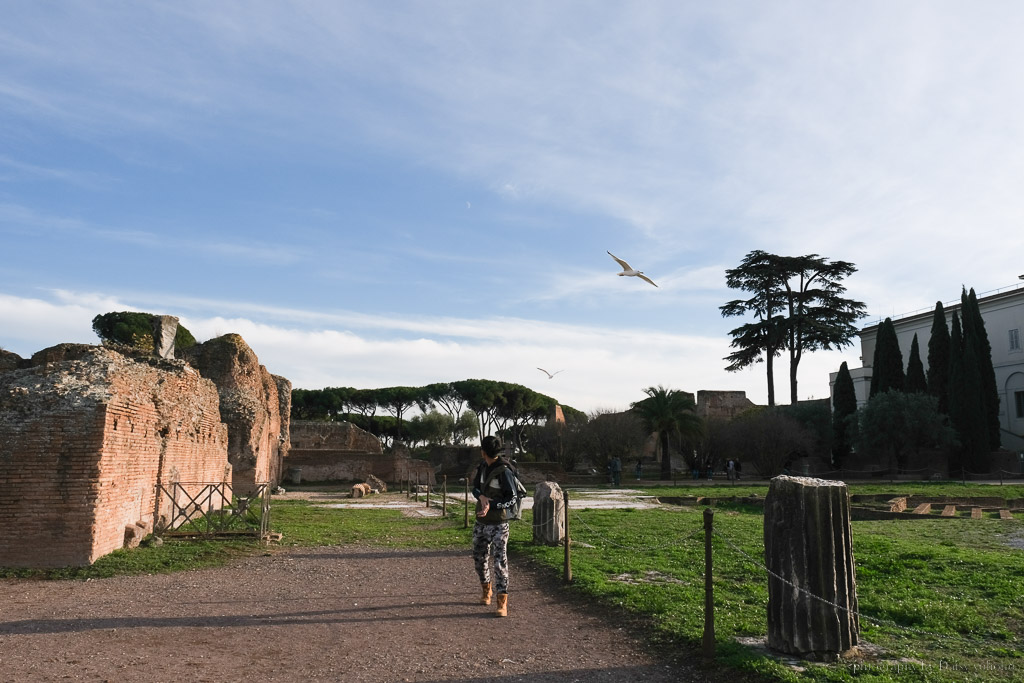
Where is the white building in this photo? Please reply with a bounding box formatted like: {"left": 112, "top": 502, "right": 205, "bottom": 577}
{"left": 831, "top": 283, "right": 1024, "bottom": 454}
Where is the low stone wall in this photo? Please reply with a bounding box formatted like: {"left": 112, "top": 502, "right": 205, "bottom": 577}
{"left": 284, "top": 449, "right": 434, "bottom": 485}
{"left": 290, "top": 420, "right": 382, "bottom": 454}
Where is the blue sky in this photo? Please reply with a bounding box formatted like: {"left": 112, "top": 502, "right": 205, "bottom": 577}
{"left": 2, "top": 2, "right": 1023, "bottom": 413}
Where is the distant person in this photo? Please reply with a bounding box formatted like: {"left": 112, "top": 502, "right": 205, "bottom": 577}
{"left": 635, "top": 459, "right": 642, "bottom": 480}
{"left": 735, "top": 460, "right": 742, "bottom": 480}
{"left": 726, "top": 459, "right": 736, "bottom": 481}
{"left": 609, "top": 456, "right": 622, "bottom": 486}
{"left": 471, "top": 435, "right": 517, "bottom": 617}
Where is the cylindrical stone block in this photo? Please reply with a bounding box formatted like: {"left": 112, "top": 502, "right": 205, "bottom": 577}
{"left": 532, "top": 481, "right": 565, "bottom": 545}
{"left": 764, "top": 475, "right": 859, "bottom": 659}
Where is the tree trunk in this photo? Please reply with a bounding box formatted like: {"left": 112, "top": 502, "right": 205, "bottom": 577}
{"left": 766, "top": 353, "right": 776, "bottom": 407}
{"left": 660, "top": 431, "right": 671, "bottom": 480}
{"left": 789, "top": 353, "right": 800, "bottom": 404}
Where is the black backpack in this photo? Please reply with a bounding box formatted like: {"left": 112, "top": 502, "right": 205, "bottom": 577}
{"left": 482, "top": 459, "right": 529, "bottom": 522}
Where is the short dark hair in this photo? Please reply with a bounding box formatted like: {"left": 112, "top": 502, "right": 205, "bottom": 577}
{"left": 481, "top": 435, "right": 503, "bottom": 458}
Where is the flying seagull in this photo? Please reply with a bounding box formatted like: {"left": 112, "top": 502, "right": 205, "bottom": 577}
{"left": 537, "top": 367, "right": 564, "bottom": 379}
{"left": 607, "top": 251, "right": 658, "bottom": 287}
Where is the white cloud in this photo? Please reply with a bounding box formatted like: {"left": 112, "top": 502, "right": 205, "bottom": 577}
{"left": 0, "top": 293, "right": 106, "bottom": 353}
{"left": 1, "top": 290, "right": 857, "bottom": 411}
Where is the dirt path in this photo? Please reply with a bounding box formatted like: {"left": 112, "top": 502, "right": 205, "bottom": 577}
{"left": 0, "top": 545, "right": 725, "bottom": 683}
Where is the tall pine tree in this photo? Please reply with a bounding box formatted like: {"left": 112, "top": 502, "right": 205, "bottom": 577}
{"left": 870, "top": 317, "right": 904, "bottom": 396}
{"left": 963, "top": 288, "right": 1001, "bottom": 449}
{"left": 926, "top": 302, "right": 950, "bottom": 414}
{"left": 831, "top": 361, "right": 857, "bottom": 468}
{"left": 905, "top": 333, "right": 927, "bottom": 393}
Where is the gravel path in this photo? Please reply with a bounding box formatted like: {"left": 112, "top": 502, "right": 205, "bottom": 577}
{"left": 0, "top": 545, "right": 729, "bottom": 683}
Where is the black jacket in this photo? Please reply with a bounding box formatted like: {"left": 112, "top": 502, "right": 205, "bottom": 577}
{"left": 472, "top": 459, "right": 517, "bottom": 524}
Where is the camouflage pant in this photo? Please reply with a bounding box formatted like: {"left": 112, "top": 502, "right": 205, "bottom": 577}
{"left": 472, "top": 521, "right": 510, "bottom": 594}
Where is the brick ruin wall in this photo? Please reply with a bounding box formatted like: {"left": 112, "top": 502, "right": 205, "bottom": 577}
{"left": 285, "top": 451, "right": 434, "bottom": 484}
{"left": 285, "top": 420, "right": 437, "bottom": 484}
{"left": 182, "top": 334, "right": 290, "bottom": 495}
{"left": 290, "top": 420, "right": 383, "bottom": 453}
{"left": 0, "top": 347, "right": 229, "bottom": 568}
{"left": 697, "top": 390, "right": 756, "bottom": 420}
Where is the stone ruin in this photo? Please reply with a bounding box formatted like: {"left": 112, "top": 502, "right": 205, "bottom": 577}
{"left": 532, "top": 481, "right": 566, "bottom": 546}
{"left": 182, "top": 334, "right": 291, "bottom": 494}
{"left": 763, "top": 475, "right": 859, "bottom": 660}
{"left": 696, "top": 390, "right": 756, "bottom": 420}
{"left": 151, "top": 315, "right": 179, "bottom": 359}
{"left": 287, "top": 420, "right": 420, "bottom": 483}
{"left": 0, "top": 333, "right": 289, "bottom": 568}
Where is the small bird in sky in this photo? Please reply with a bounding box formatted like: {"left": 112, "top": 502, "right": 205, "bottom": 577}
{"left": 537, "top": 367, "right": 564, "bottom": 379}
{"left": 607, "top": 251, "right": 658, "bottom": 287}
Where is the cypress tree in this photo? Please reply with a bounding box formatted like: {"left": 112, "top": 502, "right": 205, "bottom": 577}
{"left": 926, "top": 302, "right": 950, "bottom": 414}
{"left": 948, "top": 312, "right": 989, "bottom": 474}
{"left": 961, "top": 317, "right": 990, "bottom": 472}
{"left": 831, "top": 361, "right": 857, "bottom": 468}
{"left": 905, "top": 333, "right": 927, "bottom": 393}
{"left": 963, "top": 288, "right": 1001, "bottom": 449}
{"left": 870, "top": 317, "right": 904, "bottom": 397}
{"left": 947, "top": 313, "right": 966, "bottom": 475}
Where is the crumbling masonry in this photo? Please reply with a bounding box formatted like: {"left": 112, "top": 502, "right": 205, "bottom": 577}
{"left": 0, "top": 335, "right": 289, "bottom": 568}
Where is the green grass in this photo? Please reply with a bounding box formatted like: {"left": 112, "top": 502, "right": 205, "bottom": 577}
{"left": 0, "top": 538, "right": 254, "bottom": 580}
{"left": 270, "top": 498, "right": 469, "bottom": 548}
{"left": 635, "top": 481, "right": 1024, "bottom": 500}
{"left": 5, "top": 485, "right": 1022, "bottom": 683}
{"left": 512, "top": 497, "right": 1024, "bottom": 683}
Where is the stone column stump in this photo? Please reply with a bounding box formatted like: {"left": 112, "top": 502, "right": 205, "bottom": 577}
{"left": 764, "top": 475, "right": 859, "bottom": 660}
{"left": 532, "top": 481, "right": 565, "bottom": 545}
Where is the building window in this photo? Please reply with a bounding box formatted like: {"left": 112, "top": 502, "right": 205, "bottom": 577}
{"left": 1017, "top": 391, "right": 1024, "bottom": 419}
{"left": 1011, "top": 328, "right": 1021, "bottom": 352}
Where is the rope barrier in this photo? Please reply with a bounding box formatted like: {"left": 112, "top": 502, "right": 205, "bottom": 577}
{"left": 711, "top": 526, "right": 1019, "bottom": 649}
{"left": 569, "top": 508, "right": 704, "bottom": 551}
{"left": 961, "top": 467, "right": 1024, "bottom": 478}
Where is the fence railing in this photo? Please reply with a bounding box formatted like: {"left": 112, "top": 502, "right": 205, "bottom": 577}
{"left": 154, "top": 482, "right": 271, "bottom": 539}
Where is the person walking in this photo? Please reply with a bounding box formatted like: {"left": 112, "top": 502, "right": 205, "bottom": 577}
{"left": 609, "top": 456, "right": 622, "bottom": 486}
{"left": 471, "top": 435, "right": 517, "bottom": 617}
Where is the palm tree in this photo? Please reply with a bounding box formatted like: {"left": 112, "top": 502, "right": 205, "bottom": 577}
{"left": 631, "top": 386, "right": 705, "bottom": 480}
